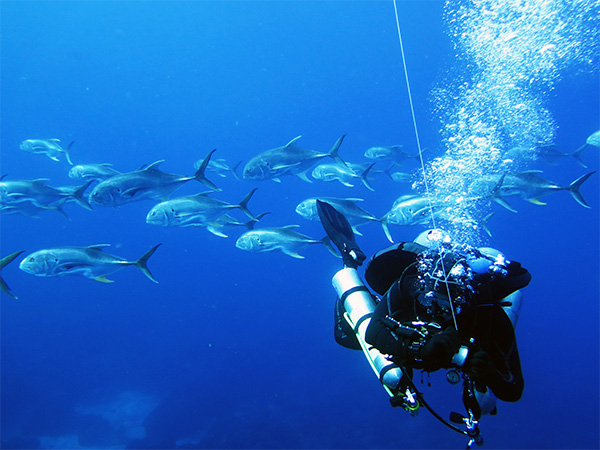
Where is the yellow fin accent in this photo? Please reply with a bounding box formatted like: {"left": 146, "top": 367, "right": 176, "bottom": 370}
{"left": 93, "top": 276, "right": 114, "bottom": 283}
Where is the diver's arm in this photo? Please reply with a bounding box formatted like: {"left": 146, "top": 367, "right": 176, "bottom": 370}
{"left": 365, "top": 298, "right": 413, "bottom": 360}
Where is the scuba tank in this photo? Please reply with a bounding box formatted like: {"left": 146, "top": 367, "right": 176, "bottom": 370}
{"left": 332, "top": 267, "right": 419, "bottom": 414}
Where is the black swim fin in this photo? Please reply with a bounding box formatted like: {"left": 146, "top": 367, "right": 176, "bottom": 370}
{"left": 316, "top": 200, "right": 366, "bottom": 268}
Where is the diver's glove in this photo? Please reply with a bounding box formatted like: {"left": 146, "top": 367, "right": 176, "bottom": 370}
{"left": 464, "top": 349, "right": 495, "bottom": 388}
{"left": 341, "top": 244, "right": 366, "bottom": 269}
{"left": 416, "top": 328, "right": 462, "bottom": 372}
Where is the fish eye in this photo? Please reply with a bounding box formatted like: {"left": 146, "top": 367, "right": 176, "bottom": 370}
{"left": 28, "top": 257, "right": 34, "bottom": 262}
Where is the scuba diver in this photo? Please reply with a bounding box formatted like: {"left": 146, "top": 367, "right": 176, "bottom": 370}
{"left": 317, "top": 200, "right": 531, "bottom": 447}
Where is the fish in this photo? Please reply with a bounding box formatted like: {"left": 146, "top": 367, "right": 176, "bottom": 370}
{"left": 243, "top": 135, "right": 346, "bottom": 183}
{"left": 1, "top": 200, "right": 70, "bottom": 219}
{"left": 573, "top": 130, "right": 600, "bottom": 168}
{"left": 295, "top": 197, "right": 380, "bottom": 235}
{"left": 364, "top": 145, "right": 423, "bottom": 165}
{"left": 194, "top": 157, "right": 242, "bottom": 180}
{"left": 206, "top": 211, "right": 271, "bottom": 238}
{"left": 497, "top": 170, "right": 596, "bottom": 208}
{"left": 89, "top": 150, "right": 219, "bottom": 207}
{"left": 235, "top": 225, "right": 337, "bottom": 259}
{"left": 1, "top": 251, "right": 25, "bottom": 299}
{"left": 382, "top": 194, "right": 443, "bottom": 242}
{"left": 146, "top": 189, "right": 257, "bottom": 228}
{"left": 0, "top": 177, "right": 92, "bottom": 211}
{"left": 19, "top": 244, "right": 161, "bottom": 283}
{"left": 311, "top": 162, "right": 375, "bottom": 190}
{"left": 20, "top": 139, "right": 74, "bottom": 165}
{"left": 69, "top": 163, "right": 122, "bottom": 182}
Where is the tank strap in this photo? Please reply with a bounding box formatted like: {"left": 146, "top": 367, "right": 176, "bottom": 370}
{"left": 340, "top": 285, "right": 371, "bottom": 304}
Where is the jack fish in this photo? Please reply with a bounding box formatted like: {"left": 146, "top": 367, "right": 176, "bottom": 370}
{"left": 146, "top": 189, "right": 257, "bottom": 228}
{"left": 0, "top": 177, "right": 92, "bottom": 211}
{"left": 69, "top": 163, "right": 121, "bottom": 182}
{"left": 295, "top": 197, "right": 380, "bottom": 235}
{"left": 19, "top": 244, "right": 161, "bottom": 283}
{"left": 364, "top": 145, "right": 422, "bottom": 165}
{"left": 20, "top": 139, "right": 74, "bottom": 165}
{"left": 235, "top": 225, "right": 337, "bottom": 259}
{"left": 243, "top": 135, "right": 346, "bottom": 183}
{"left": 311, "top": 162, "right": 375, "bottom": 190}
{"left": 89, "top": 150, "right": 219, "bottom": 207}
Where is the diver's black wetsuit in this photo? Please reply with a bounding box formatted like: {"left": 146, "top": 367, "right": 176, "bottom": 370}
{"left": 361, "top": 242, "right": 532, "bottom": 402}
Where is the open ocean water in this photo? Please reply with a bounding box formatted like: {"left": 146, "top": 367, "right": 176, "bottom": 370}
{"left": 1, "top": 1, "right": 599, "bottom": 449}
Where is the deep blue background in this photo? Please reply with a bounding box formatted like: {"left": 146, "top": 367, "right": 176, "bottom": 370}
{"left": 1, "top": 1, "right": 598, "bottom": 449}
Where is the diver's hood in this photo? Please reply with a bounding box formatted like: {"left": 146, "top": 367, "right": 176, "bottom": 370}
{"left": 364, "top": 242, "right": 428, "bottom": 295}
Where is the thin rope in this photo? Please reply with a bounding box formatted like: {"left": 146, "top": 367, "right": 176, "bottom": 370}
{"left": 392, "top": 0, "right": 459, "bottom": 331}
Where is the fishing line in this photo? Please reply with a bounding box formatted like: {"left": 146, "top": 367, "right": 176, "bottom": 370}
{"left": 392, "top": 0, "right": 459, "bottom": 331}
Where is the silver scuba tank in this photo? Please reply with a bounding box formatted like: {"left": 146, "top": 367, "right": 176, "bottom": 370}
{"left": 332, "top": 267, "right": 404, "bottom": 390}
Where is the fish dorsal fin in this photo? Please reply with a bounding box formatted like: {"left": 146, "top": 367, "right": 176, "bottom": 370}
{"left": 49, "top": 138, "right": 61, "bottom": 142}
{"left": 143, "top": 160, "right": 165, "bottom": 172}
{"left": 284, "top": 136, "right": 302, "bottom": 148}
{"left": 282, "top": 225, "right": 300, "bottom": 229}
{"left": 193, "top": 191, "right": 215, "bottom": 197}
{"left": 86, "top": 244, "right": 111, "bottom": 250}
{"left": 346, "top": 198, "right": 364, "bottom": 202}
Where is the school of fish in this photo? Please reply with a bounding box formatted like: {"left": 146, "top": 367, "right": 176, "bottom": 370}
{"left": 1, "top": 132, "right": 598, "bottom": 298}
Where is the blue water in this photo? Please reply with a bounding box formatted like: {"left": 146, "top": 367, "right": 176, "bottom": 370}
{"left": 1, "top": 1, "right": 598, "bottom": 449}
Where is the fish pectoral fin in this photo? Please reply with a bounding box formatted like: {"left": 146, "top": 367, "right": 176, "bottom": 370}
{"left": 272, "top": 162, "right": 301, "bottom": 171}
{"left": 122, "top": 187, "right": 147, "bottom": 198}
{"left": 93, "top": 276, "right": 114, "bottom": 283}
{"left": 297, "top": 171, "right": 313, "bottom": 183}
{"left": 283, "top": 249, "right": 305, "bottom": 259}
{"left": 526, "top": 198, "right": 546, "bottom": 205}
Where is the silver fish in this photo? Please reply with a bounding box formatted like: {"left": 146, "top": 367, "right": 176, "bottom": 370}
{"left": 194, "top": 157, "right": 242, "bottom": 180}
{"left": 1, "top": 200, "right": 70, "bottom": 219}
{"left": 205, "top": 212, "right": 270, "bottom": 238}
{"left": 235, "top": 225, "right": 336, "bottom": 259}
{"left": 364, "top": 145, "right": 422, "bottom": 165}
{"left": 498, "top": 170, "right": 595, "bottom": 208}
{"left": 311, "top": 162, "right": 375, "bottom": 190}
{"left": 20, "top": 139, "right": 74, "bottom": 165}
{"left": 19, "top": 244, "right": 161, "bottom": 283}
{"left": 295, "top": 197, "right": 379, "bottom": 235}
{"left": 69, "top": 163, "right": 121, "bottom": 182}
{"left": 0, "top": 177, "right": 92, "bottom": 211}
{"left": 243, "top": 135, "right": 346, "bottom": 183}
{"left": 146, "top": 189, "right": 257, "bottom": 228}
{"left": 1, "top": 251, "right": 25, "bottom": 299}
{"left": 89, "top": 150, "right": 219, "bottom": 207}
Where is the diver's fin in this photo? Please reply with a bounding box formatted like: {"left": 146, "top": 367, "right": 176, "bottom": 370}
{"left": 316, "top": 200, "right": 365, "bottom": 266}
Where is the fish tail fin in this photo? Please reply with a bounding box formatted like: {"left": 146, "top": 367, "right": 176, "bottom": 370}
{"left": 65, "top": 141, "right": 75, "bottom": 165}
{"left": 361, "top": 163, "right": 375, "bottom": 191}
{"left": 568, "top": 171, "right": 596, "bottom": 208}
{"left": 72, "top": 180, "right": 94, "bottom": 210}
{"left": 245, "top": 212, "right": 271, "bottom": 230}
{"left": 328, "top": 134, "right": 347, "bottom": 166}
{"left": 320, "top": 236, "right": 340, "bottom": 258}
{"left": 135, "top": 244, "right": 162, "bottom": 283}
{"left": 572, "top": 144, "right": 589, "bottom": 168}
{"left": 238, "top": 188, "right": 258, "bottom": 220}
{"left": 194, "top": 149, "right": 221, "bottom": 191}
{"left": 50, "top": 199, "right": 71, "bottom": 220}
{"left": 480, "top": 212, "right": 495, "bottom": 237}
{"left": 231, "top": 160, "right": 243, "bottom": 180}
{"left": 0, "top": 251, "right": 24, "bottom": 299}
{"left": 1, "top": 250, "right": 25, "bottom": 270}
{"left": 380, "top": 215, "right": 394, "bottom": 243}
